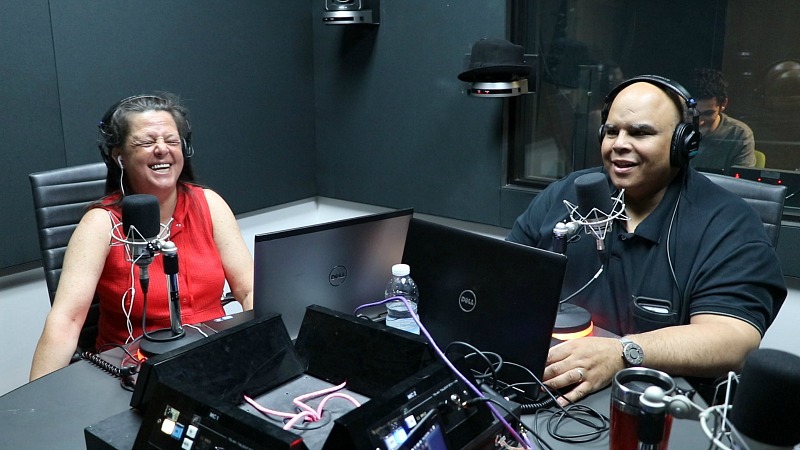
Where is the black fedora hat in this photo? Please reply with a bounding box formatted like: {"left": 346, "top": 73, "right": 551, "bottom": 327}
{"left": 458, "top": 38, "right": 532, "bottom": 82}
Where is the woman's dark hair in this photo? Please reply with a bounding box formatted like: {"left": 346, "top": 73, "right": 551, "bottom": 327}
{"left": 97, "top": 92, "right": 196, "bottom": 195}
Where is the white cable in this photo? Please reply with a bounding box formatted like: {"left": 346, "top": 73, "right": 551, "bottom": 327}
{"left": 107, "top": 211, "right": 174, "bottom": 344}
{"left": 560, "top": 265, "right": 603, "bottom": 303}
{"left": 183, "top": 324, "right": 209, "bottom": 338}
{"left": 109, "top": 218, "right": 173, "bottom": 262}
{"left": 122, "top": 263, "right": 136, "bottom": 344}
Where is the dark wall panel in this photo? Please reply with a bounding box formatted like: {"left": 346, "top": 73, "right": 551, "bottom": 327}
{"left": 313, "top": 1, "right": 510, "bottom": 225}
{"left": 3, "top": 1, "right": 317, "bottom": 271}
{"left": 0, "top": 1, "right": 65, "bottom": 270}
{"left": 49, "top": 1, "right": 316, "bottom": 215}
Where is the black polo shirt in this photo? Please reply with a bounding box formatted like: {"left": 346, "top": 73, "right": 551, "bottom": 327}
{"left": 508, "top": 167, "right": 786, "bottom": 337}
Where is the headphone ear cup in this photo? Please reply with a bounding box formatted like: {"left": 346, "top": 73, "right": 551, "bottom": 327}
{"left": 670, "top": 123, "right": 701, "bottom": 167}
{"left": 182, "top": 136, "right": 194, "bottom": 158}
{"left": 597, "top": 123, "right": 606, "bottom": 145}
{"left": 670, "top": 123, "right": 688, "bottom": 167}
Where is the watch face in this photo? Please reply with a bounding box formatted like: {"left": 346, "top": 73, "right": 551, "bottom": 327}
{"left": 623, "top": 343, "right": 644, "bottom": 365}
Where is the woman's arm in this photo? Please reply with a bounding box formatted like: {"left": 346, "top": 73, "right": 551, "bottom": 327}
{"left": 29, "top": 208, "right": 113, "bottom": 380}
{"left": 205, "top": 189, "right": 254, "bottom": 310}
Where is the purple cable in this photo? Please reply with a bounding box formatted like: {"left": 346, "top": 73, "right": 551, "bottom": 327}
{"left": 355, "top": 296, "right": 535, "bottom": 449}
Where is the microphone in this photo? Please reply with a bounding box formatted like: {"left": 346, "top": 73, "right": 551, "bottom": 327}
{"left": 161, "top": 241, "right": 183, "bottom": 336}
{"left": 574, "top": 172, "right": 613, "bottom": 252}
{"left": 729, "top": 348, "right": 800, "bottom": 449}
{"left": 122, "top": 194, "right": 161, "bottom": 294}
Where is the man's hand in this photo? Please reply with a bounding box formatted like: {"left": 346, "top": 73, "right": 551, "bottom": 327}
{"left": 543, "top": 337, "right": 625, "bottom": 406}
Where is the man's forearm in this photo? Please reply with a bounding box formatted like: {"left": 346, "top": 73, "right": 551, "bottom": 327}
{"left": 628, "top": 315, "right": 761, "bottom": 378}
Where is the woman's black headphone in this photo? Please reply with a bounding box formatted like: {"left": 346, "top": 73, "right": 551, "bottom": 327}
{"left": 598, "top": 75, "right": 701, "bottom": 168}
{"left": 97, "top": 94, "right": 194, "bottom": 168}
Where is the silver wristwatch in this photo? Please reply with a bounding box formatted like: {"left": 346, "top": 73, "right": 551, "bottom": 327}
{"left": 620, "top": 337, "right": 644, "bottom": 366}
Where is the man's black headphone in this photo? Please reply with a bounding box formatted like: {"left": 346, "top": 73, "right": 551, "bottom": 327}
{"left": 598, "top": 75, "right": 701, "bottom": 168}
{"left": 97, "top": 94, "right": 194, "bottom": 167}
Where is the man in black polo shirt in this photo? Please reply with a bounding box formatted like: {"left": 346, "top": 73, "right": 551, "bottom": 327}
{"left": 507, "top": 76, "right": 786, "bottom": 406}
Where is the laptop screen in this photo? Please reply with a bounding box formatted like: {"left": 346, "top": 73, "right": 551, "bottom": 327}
{"left": 252, "top": 209, "right": 413, "bottom": 338}
{"left": 402, "top": 218, "right": 567, "bottom": 385}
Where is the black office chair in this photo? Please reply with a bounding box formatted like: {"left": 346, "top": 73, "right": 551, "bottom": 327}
{"left": 30, "top": 162, "right": 108, "bottom": 361}
{"left": 701, "top": 172, "right": 786, "bottom": 247}
{"left": 691, "top": 172, "right": 786, "bottom": 405}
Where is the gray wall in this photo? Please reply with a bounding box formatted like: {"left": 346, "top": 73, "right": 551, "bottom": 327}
{"left": 312, "top": 1, "right": 510, "bottom": 225}
{"left": 1, "top": 1, "right": 316, "bottom": 271}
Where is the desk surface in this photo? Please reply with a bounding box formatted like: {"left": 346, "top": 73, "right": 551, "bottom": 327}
{"left": 525, "top": 384, "right": 709, "bottom": 449}
{"left": 0, "top": 357, "right": 132, "bottom": 449}
{"left": 0, "top": 313, "right": 712, "bottom": 450}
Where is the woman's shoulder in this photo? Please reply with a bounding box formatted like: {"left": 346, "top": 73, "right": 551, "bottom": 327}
{"left": 198, "top": 187, "right": 226, "bottom": 207}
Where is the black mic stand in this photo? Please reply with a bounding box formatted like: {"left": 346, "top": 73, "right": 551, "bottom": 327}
{"left": 551, "top": 222, "right": 594, "bottom": 340}
{"left": 637, "top": 386, "right": 669, "bottom": 450}
{"left": 139, "top": 241, "right": 205, "bottom": 356}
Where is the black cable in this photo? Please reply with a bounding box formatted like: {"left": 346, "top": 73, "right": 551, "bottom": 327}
{"left": 485, "top": 361, "right": 608, "bottom": 446}
{"left": 81, "top": 351, "right": 138, "bottom": 378}
{"left": 464, "top": 397, "right": 555, "bottom": 450}
{"left": 533, "top": 401, "right": 608, "bottom": 445}
{"left": 519, "top": 395, "right": 557, "bottom": 414}
{"left": 95, "top": 340, "right": 141, "bottom": 363}
{"left": 440, "top": 341, "right": 608, "bottom": 447}
{"left": 444, "top": 341, "right": 502, "bottom": 388}
{"left": 498, "top": 361, "right": 563, "bottom": 412}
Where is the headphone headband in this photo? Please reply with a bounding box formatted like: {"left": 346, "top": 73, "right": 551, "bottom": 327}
{"left": 97, "top": 93, "right": 194, "bottom": 165}
{"left": 601, "top": 75, "right": 698, "bottom": 125}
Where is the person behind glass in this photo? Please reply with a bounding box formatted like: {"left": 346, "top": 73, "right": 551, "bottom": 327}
{"left": 507, "top": 76, "right": 785, "bottom": 406}
{"left": 688, "top": 68, "right": 756, "bottom": 172}
{"left": 29, "top": 93, "right": 254, "bottom": 381}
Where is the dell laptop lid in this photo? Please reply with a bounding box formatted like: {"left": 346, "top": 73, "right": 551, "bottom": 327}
{"left": 402, "top": 218, "right": 567, "bottom": 382}
{"left": 253, "top": 209, "right": 413, "bottom": 338}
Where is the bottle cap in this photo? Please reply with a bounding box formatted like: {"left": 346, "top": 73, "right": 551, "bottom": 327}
{"left": 391, "top": 263, "right": 410, "bottom": 276}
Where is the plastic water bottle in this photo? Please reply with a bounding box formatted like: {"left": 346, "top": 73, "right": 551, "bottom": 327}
{"left": 384, "top": 263, "right": 420, "bottom": 334}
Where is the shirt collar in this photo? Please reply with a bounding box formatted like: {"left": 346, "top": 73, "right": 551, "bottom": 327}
{"left": 624, "top": 170, "right": 685, "bottom": 243}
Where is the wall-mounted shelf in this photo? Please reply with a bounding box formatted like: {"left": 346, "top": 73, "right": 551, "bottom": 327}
{"left": 467, "top": 79, "right": 529, "bottom": 98}
{"left": 323, "top": 0, "right": 379, "bottom": 25}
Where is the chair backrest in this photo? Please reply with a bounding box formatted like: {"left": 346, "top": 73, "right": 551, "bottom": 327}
{"left": 702, "top": 172, "right": 786, "bottom": 247}
{"left": 754, "top": 150, "right": 767, "bottom": 169}
{"left": 30, "top": 162, "right": 108, "bottom": 354}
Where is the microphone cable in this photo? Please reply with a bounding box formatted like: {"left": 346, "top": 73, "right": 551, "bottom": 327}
{"left": 559, "top": 265, "right": 604, "bottom": 304}
{"left": 445, "top": 342, "right": 607, "bottom": 446}
{"left": 355, "top": 297, "right": 534, "bottom": 449}
{"left": 494, "top": 360, "right": 608, "bottom": 446}
{"left": 444, "top": 341, "right": 502, "bottom": 388}
{"left": 81, "top": 351, "right": 138, "bottom": 378}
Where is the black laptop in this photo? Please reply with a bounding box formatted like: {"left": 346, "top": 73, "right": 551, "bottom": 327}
{"left": 402, "top": 218, "right": 567, "bottom": 383}
{"left": 252, "top": 209, "right": 413, "bottom": 338}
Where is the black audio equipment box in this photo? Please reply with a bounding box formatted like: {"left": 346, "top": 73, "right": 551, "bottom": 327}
{"left": 323, "top": 360, "right": 522, "bottom": 450}
{"left": 88, "top": 306, "right": 436, "bottom": 450}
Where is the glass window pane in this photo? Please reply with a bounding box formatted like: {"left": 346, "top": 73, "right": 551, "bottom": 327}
{"left": 509, "top": 0, "right": 800, "bottom": 217}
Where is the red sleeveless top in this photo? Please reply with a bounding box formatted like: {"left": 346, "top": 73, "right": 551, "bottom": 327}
{"left": 94, "top": 185, "right": 226, "bottom": 348}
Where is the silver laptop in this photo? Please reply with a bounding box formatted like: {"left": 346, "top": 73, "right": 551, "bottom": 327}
{"left": 253, "top": 209, "right": 413, "bottom": 338}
